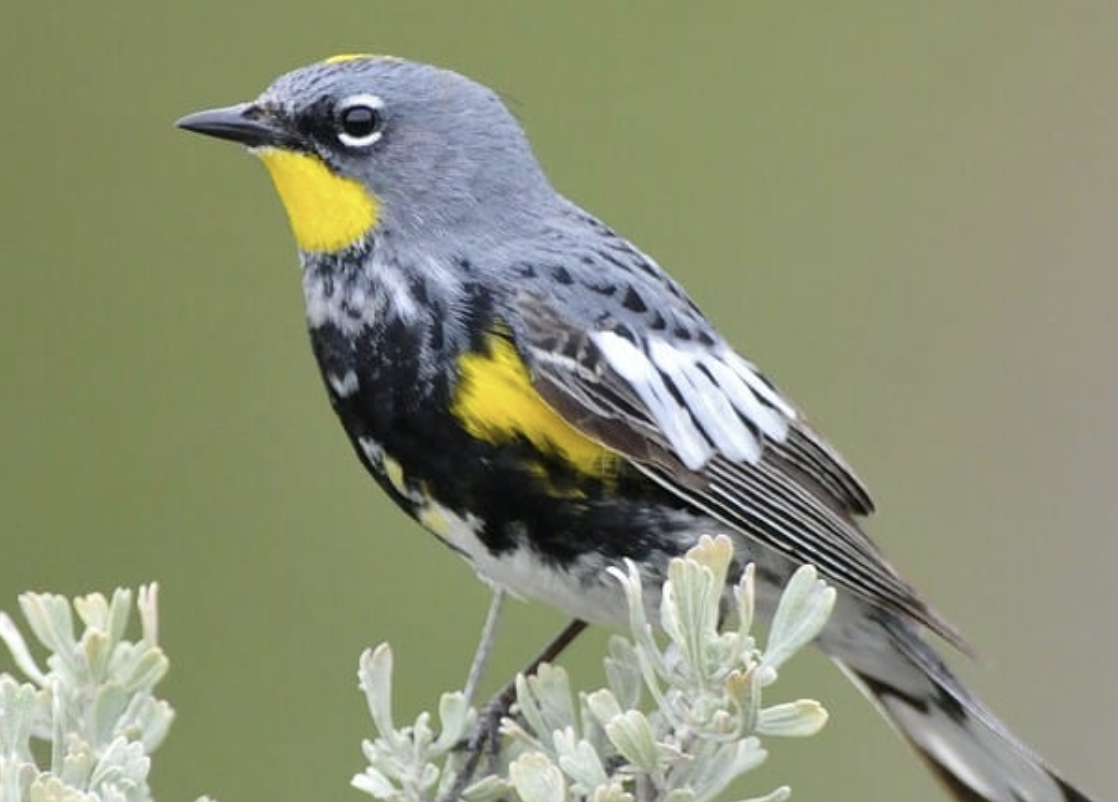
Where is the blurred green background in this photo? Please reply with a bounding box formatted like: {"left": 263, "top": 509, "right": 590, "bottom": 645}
{"left": 1, "top": 3, "right": 1113, "bottom": 800}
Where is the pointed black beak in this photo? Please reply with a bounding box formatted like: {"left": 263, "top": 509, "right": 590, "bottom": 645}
{"left": 176, "top": 103, "right": 300, "bottom": 149}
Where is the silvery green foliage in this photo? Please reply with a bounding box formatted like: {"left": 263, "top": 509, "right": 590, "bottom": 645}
{"left": 0, "top": 586, "right": 174, "bottom": 802}
{"left": 352, "top": 646, "right": 479, "bottom": 802}
{"left": 353, "top": 536, "right": 835, "bottom": 802}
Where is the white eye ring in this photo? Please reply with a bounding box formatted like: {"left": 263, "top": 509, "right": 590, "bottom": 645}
{"left": 336, "top": 93, "right": 386, "bottom": 148}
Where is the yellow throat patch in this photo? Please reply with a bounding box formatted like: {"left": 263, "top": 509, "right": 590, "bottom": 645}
{"left": 254, "top": 147, "right": 379, "bottom": 253}
{"left": 451, "top": 332, "right": 619, "bottom": 479}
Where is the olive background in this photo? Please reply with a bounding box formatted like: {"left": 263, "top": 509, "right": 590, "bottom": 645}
{"left": 1, "top": 4, "right": 1114, "bottom": 801}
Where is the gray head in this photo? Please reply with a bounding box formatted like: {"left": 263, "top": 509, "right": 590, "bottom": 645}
{"left": 178, "top": 55, "right": 555, "bottom": 252}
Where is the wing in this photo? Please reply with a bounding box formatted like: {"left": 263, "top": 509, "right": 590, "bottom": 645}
{"left": 514, "top": 293, "right": 966, "bottom": 650}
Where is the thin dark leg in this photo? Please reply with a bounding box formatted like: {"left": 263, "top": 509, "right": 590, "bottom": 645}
{"left": 441, "top": 619, "right": 588, "bottom": 802}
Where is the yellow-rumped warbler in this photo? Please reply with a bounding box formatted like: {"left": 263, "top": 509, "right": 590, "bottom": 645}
{"left": 178, "top": 55, "right": 1092, "bottom": 802}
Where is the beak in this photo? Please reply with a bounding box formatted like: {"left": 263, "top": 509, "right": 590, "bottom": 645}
{"left": 176, "top": 103, "right": 300, "bottom": 149}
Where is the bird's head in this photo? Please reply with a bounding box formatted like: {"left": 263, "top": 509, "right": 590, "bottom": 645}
{"left": 178, "top": 55, "right": 552, "bottom": 254}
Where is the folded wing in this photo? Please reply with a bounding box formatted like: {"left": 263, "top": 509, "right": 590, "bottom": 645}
{"left": 515, "top": 293, "right": 965, "bottom": 650}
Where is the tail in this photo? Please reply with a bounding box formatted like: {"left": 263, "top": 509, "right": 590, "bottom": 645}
{"left": 823, "top": 610, "right": 1094, "bottom": 802}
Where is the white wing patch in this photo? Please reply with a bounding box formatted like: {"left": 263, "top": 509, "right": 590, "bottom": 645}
{"left": 592, "top": 331, "right": 794, "bottom": 471}
{"left": 592, "top": 331, "right": 713, "bottom": 469}
{"left": 701, "top": 350, "right": 794, "bottom": 435}
{"left": 723, "top": 350, "right": 796, "bottom": 419}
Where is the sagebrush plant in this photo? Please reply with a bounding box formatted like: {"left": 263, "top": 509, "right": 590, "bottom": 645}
{"left": 352, "top": 535, "right": 836, "bottom": 802}
{"left": 0, "top": 585, "right": 175, "bottom": 802}
{"left": 0, "top": 536, "right": 833, "bottom": 802}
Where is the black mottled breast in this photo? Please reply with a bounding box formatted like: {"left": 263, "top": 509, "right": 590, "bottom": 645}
{"left": 306, "top": 310, "right": 693, "bottom": 569}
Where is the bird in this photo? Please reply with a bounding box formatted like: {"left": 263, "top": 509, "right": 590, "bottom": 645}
{"left": 177, "top": 54, "right": 1094, "bottom": 802}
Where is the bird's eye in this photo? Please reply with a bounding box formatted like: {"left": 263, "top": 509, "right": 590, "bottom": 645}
{"left": 336, "top": 94, "right": 386, "bottom": 148}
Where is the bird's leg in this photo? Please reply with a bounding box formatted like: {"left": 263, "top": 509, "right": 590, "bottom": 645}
{"left": 444, "top": 618, "right": 588, "bottom": 802}
{"left": 463, "top": 589, "right": 506, "bottom": 705}
{"left": 479, "top": 617, "right": 588, "bottom": 735}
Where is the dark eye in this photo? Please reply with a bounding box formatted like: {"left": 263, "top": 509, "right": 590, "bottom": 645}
{"left": 336, "top": 94, "right": 385, "bottom": 148}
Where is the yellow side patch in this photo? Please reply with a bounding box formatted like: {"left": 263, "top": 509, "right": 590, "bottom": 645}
{"left": 254, "top": 147, "right": 379, "bottom": 253}
{"left": 451, "top": 332, "right": 619, "bottom": 479}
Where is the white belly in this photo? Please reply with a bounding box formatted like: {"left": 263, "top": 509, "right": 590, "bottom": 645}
{"left": 419, "top": 496, "right": 636, "bottom": 625}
